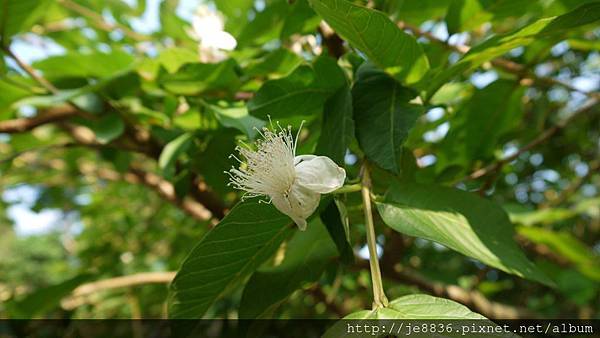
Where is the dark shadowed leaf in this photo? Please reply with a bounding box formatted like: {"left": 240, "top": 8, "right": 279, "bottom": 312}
{"left": 239, "top": 218, "right": 336, "bottom": 318}
{"left": 320, "top": 199, "right": 353, "bottom": 264}
{"left": 316, "top": 85, "right": 354, "bottom": 165}
{"left": 353, "top": 65, "right": 423, "bottom": 173}
{"left": 0, "top": 0, "right": 51, "bottom": 41}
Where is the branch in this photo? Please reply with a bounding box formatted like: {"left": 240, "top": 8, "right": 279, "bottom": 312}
{"left": 0, "top": 106, "right": 78, "bottom": 133}
{"left": 62, "top": 272, "right": 175, "bottom": 310}
{"left": 542, "top": 159, "right": 600, "bottom": 208}
{"left": 465, "top": 99, "right": 598, "bottom": 181}
{"left": 78, "top": 163, "right": 215, "bottom": 222}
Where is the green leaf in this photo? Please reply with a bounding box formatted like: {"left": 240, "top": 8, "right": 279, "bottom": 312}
{"left": 168, "top": 200, "right": 293, "bottom": 318}
{"left": 244, "top": 49, "right": 303, "bottom": 78}
{"left": 315, "top": 85, "right": 354, "bottom": 165}
{"left": 239, "top": 218, "right": 336, "bottom": 318}
{"left": 158, "top": 132, "right": 194, "bottom": 177}
{"left": 376, "top": 181, "right": 553, "bottom": 286}
{"left": 352, "top": 65, "right": 423, "bottom": 174}
{"left": 90, "top": 113, "right": 125, "bottom": 144}
{"left": 445, "top": 0, "right": 487, "bottom": 35}
{"left": 517, "top": 226, "right": 600, "bottom": 281}
{"left": 428, "top": 2, "right": 600, "bottom": 98}
{"left": 0, "top": 77, "right": 34, "bottom": 114}
{"left": 159, "top": 60, "right": 240, "bottom": 95}
{"left": 323, "top": 295, "right": 513, "bottom": 338}
{"left": 308, "top": 0, "right": 430, "bottom": 84}
{"left": 7, "top": 274, "right": 92, "bottom": 318}
{"left": 320, "top": 198, "right": 353, "bottom": 264}
{"left": 206, "top": 103, "right": 265, "bottom": 139}
{"left": 0, "top": 0, "right": 51, "bottom": 42}
{"left": 248, "top": 56, "right": 345, "bottom": 119}
{"left": 32, "top": 50, "right": 134, "bottom": 80}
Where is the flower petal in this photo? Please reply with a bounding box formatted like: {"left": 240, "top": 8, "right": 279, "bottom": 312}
{"left": 270, "top": 184, "right": 320, "bottom": 231}
{"left": 294, "top": 156, "right": 346, "bottom": 194}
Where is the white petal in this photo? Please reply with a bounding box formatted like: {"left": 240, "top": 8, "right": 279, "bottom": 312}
{"left": 294, "top": 156, "right": 346, "bottom": 194}
{"left": 270, "top": 184, "right": 320, "bottom": 231}
{"left": 294, "top": 154, "right": 316, "bottom": 165}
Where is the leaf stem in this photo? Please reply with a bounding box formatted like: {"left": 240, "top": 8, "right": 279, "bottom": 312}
{"left": 332, "top": 183, "right": 362, "bottom": 194}
{"left": 360, "top": 163, "right": 388, "bottom": 309}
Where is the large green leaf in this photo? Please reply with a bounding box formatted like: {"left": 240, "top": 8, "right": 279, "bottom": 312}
{"left": 315, "top": 85, "right": 354, "bottom": 165}
{"left": 428, "top": 2, "right": 600, "bottom": 98}
{"left": 168, "top": 201, "right": 293, "bottom": 318}
{"left": 308, "top": 0, "right": 430, "bottom": 84}
{"left": 159, "top": 60, "right": 241, "bottom": 95}
{"left": 353, "top": 65, "right": 423, "bottom": 174}
{"left": 248, "top": 56, "right": 345, "bottom": 119}
{"left": 323, "top": 295, "right": 516, "bottom": 338}
{"left": 0, "top": 0, "right": 51, "bottom": 42}
{"left": 376, "top": 181, "right": 553, "bottom": 286}
{"left": 239, "top": 218, "right": 336, "bottom": 318}
{"left": 32, "top": 51, "right": 134, "bottom": 80}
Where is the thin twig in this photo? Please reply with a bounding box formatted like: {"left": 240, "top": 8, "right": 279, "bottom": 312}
{"left": 2, "top": 45, "right": 59, "bottom": 93}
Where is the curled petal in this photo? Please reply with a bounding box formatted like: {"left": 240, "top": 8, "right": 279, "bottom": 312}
{"left": 294, "top": 156, "right": 346, "bottom": 194}
{"left": 270, "top": 184, "right": 320, "bottom": 231}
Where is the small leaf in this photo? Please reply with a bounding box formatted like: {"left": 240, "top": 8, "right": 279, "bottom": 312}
{"left": 90, "top": 113, "right": 125, "bottom": 144}
{"left": 308, "top": 0, "right": 430, "bottom": 84}
{"left": 239, "top": 218, "right": 336, "bottom": 318}
{"left": 377, "top": 181, "right": 553, "bottom": 286}
{"left": 158, "top": 132, "right": 194, "bottom": 177}
{"left": 353, "top": 64, "right": 423, "bottom": 173}
{"left": 168, "top": 200, "right": 293, "bottom": 318}
{"left": 207, "top": 103, "right": 265, "bottom": 139}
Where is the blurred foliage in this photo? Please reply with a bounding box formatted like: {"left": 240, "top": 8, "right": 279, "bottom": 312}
{"left": 0, "top": 0, "right": 599, "bottom": 322}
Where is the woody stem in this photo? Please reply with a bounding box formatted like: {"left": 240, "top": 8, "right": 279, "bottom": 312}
{"left": 360, "top": 163, "right": 389, "bottom": 309}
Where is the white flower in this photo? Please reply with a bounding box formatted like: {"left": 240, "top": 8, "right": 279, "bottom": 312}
{"left": 227, "top": 124, "right": 346, "bottom": 230}
{"left": 188, "top": 5, "right": 237, "bottom": 63}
